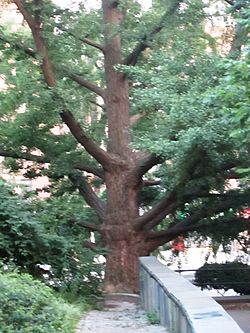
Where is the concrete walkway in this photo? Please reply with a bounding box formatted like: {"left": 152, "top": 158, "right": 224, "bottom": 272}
{"left": 76, "top": 302, "right": 168, "bottom": 333}
{"left": 226, "top": 309, "right": 250, "bottom": 333}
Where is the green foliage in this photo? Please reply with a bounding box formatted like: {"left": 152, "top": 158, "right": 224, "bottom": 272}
{"left": 214, "top": 7, "right": 250, "bottom": 148}
{"left": 0, "top": 180, "right": 103, "bottom": 298}
{"left": 0, "top": 272, "right": 81, "bottom": 333}
{"left": 194, "top": 262, "right": 250, "bottom": 295}
{"left": 147, "top": 310, "right": 160, "bottom": 325}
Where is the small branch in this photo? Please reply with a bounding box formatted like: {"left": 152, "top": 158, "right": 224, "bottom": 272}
{"left": 224, "top": 0, "right": 235, "bottom": 5}
{"left": 68, "top": 73, "right": 105, "bottom": 98}
{"left": 74, "top": 163, "right": 105, "bottom": 179}
{"left": 69, "top": 172, "right": 106, "bottom": 220}
{"left": 79, "top": 36, "right": 105, "bottom": 52}
{"left": 55, "top": 24, "right": 105, "bottom": 52}
{"left": 130, "top": 112, "right": 146, "bottom": 126}
{"left": 223, "top": 0, "right": 248, "bottom": 10}
{"left": 60, "top": 111, "right": 112, "bottom": 169}
{"left": 69, "top": 219, "right": 102, "bottom": 232}
{"left": 143, "top": 179, "right": 161, "bottom": 186}
{"left": 124, "top": 0, "right": 180, "bottom": 66}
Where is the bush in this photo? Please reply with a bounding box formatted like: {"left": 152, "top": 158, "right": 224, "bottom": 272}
{"left": 194, "top": 261, "right": 250, "bottom": 295}
{"left": 0, "top": 180, "right": 103, "bottom": 298}
{"left": 0, "top": 272, "right": 81, "bottom": 333}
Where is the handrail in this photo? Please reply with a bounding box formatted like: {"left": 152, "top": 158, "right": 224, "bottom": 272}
{"left": 139, "top": 256, "right": 244, "bottom": 333}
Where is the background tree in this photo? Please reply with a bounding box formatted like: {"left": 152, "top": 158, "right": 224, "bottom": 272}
{"left": 0, "top": 0, "right": 249, "bottom": 293}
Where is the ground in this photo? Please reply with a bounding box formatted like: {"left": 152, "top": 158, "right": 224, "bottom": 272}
{"left": 76, "top": 301, "right": 168, "bottom": 333}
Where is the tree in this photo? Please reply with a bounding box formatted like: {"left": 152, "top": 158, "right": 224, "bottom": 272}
{"left": 0, "top": 0, "right": 249, "bottom": 293}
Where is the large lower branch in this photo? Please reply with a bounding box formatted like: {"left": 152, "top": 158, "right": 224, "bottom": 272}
{"left": 146, "top": 192, "right": 250, "bottom": 240}
{"left": 69, "top": 172, "right": 106, "bottom": 221}
{"left": 134, "top": 191, "right": 177, "bottom": 230}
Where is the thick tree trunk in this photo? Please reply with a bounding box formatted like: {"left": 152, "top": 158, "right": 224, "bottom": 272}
{"left": 104, "top": 235, "right": 150, "bottom": 293}
{"left": 101, "top": 1, "right": 151, "bottom": 294}
{"left": 103, "top": 167, "right": 145, "bottom": 293}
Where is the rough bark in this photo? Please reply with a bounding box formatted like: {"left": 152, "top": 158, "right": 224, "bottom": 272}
{"left": 103, "top": 232, "right": 150, "bottom": 293}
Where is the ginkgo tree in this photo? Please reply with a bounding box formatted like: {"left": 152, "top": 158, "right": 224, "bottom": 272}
{"left": 0, "top": 0, "right": 249, "bottom": 293}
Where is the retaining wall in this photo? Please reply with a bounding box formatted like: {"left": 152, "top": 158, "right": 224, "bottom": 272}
{"left": 140, "top": 256, "right": 244, "bottom": 333}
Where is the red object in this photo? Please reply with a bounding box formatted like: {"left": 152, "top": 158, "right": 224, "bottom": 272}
{"left": 171, "top": 236, "right": 185, "bottom": 252}
{"left": 239, "top": 208, "right": 250, "bottom": 219}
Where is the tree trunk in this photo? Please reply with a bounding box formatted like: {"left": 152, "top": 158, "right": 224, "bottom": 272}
{"left": 103, "top": 234, "right": 150, "bottom": 293}
{"left": 102, "top": 166, "right": 145, "bottom": 293}
{"left": 101, "top": 1, "right": 151, "bottom": 294}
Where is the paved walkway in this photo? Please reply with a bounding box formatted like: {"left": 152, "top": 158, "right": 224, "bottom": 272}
{"left": 226, "top": 309, "right": 250, "bottom": 333}
{"left": 76, "top": 302, "right": 168, "bottom": 333}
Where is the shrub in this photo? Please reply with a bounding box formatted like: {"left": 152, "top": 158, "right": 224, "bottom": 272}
{"left": 194, "top": 261, "right": 250, "bottom": 295}
{"left": 0, "top": 272, "right": 81, "bottom": 333}
{"left": 0, "top": 180, "right": 103, "bottom": 298}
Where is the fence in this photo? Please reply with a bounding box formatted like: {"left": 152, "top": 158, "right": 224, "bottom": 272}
{"left": 140, "top": 256, "right": 244, "bottom": 333}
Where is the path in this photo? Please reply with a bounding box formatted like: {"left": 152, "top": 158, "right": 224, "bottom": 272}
{"left": 226, "top": 309, "right": 250, "bottom": 333}
{"left": 76, "top": 301, "right": 168, "bottom": 333}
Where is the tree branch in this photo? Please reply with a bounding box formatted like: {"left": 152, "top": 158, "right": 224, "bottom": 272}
{"left": 124, "top": 0, "right": 180, "bottom": 66}
{"left": 130, "top": 112, "right": 146, "bottom": 126}
{"left": 146, "top": 191, "right": 250, "bottom": 240}
{"left": 60, "top": 111, "right": 112, "bottom": 169}
{"left": 54, "top": 24, "right": 105, "bottom": 51}
{"left": 69, "top": 172, "right": 106, "bottom": 221}
{"left": 134, "top": 190, "right": 177, "bottom": 230}
{"left": 69, "top": 219, "right": 102, "bottom": 232}
{"left": 13, "top": 0, "right": 56, "bottom": 86}
{"left": 0, "top": 148, "right": 50, "bottom": 163}
{"left": 229, "top": 22, "right": 248, "bottom": 59}
{"left": 79, "top": 37, "right": 105, "bottom": 52}
{"left": 137, "top": 153, "right": 162, "bottom": 176}
{"left": 143, "top": 179, "right": 161, "bottom": 186}
{"left": 68, "top": 73, "right": 105, "bottom": 98}
{"left": 0, "top": 148, "right": 105, "bottom": 178}
{"left": 13, "top": 0, "right": 37, "bottom": 29}
{"left": 83, "top": 240, "right": 97, "bottom": 250}
{"left": 74, "top": 163, "right": 105, "bottom": 179}
{"left": 223, "top": 0, "right": 248, "bottom": 10}
{"left": 0, "top": 32, "right": 36, "bottom": 58}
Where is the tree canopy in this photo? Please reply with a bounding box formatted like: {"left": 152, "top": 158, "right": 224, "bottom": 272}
{"left": 0, "top": 0, "right": 249, "bottom": 293}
